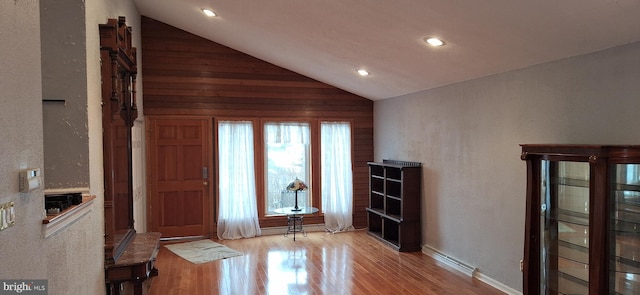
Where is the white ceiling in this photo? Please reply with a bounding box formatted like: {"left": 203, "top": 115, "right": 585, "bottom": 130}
{"left": 133, "top": 0, "right": 640, "bottom": 100}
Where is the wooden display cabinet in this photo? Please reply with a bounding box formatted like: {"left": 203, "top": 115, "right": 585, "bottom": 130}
{"left": 366, "top": 160, "right": 422, "bottom": 252}
{"left": 521, "top": 144, "right": 640, "bottom": 295}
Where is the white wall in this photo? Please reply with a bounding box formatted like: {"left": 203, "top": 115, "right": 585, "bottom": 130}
{"left": 374, "top": 41, "right": 640, "bottom": 291}
{"left": 0, "top": 1, "right": 104, "bottom": 294}
{"left": 0, "top": 0, "right": 47, "bottom": 282}
{"left": 0, "top": 1, "right": 142, "bottom": 294}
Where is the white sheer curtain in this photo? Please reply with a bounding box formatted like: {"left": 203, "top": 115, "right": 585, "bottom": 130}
{"left": 321, "top": 122, "right": 353, "bottom": 232}
{"left": 264, "top": 122, "right": 310, "bottom": 145}
{"left": 217, "top": 121, "right": 261, "bottom": 239}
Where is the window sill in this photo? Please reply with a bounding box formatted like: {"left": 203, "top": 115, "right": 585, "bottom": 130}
{"left": 43, "top": 195, "right": 96, "bottom": 238}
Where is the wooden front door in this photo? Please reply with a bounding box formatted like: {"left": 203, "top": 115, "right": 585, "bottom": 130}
{"left": 146, "top": 116, "right": 213, "bottom": 238}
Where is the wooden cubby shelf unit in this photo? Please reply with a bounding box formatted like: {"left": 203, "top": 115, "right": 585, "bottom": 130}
{"left": 366, "top": 160, "right": 422, "bottom": 252}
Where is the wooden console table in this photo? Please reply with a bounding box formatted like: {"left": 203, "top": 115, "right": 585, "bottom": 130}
{"left": 105, "top": 232, "right": 161, "bottom": 295}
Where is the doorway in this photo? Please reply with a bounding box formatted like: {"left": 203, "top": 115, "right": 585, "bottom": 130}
{"left": 146, "top": 116, "right": 213, "bottom": 238}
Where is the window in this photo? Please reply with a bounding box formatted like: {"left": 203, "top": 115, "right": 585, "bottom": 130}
{"left": 264, "top": 122, "right": 310, "bottom": 215}
{"left": 214, "top": 119, "right": 354, "bottom": 222}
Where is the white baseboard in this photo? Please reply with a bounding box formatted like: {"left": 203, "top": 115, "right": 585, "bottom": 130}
{"left": 422, "top": 245, "right": 522, "bottom": 295}
{"left": 475, "top": 272, "right": 522, "bottom": 295}
{"left": 422, "top": 245, "right": 478, "bottom": 277}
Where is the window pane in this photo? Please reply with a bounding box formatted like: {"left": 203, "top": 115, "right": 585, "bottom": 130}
{"left": 264, "top": 122, "right": 310, "bottom": 215}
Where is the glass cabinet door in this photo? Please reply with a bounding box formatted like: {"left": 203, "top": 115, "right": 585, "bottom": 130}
{"left": 610, "top": 164, "right": 640, "bottom": 294}
{"left": 541, "top": 160, "right": 590, "bottom": 294}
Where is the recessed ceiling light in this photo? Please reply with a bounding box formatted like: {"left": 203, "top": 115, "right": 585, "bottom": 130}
{"left": 424, "top": 37, "right": 444, "bottom": 47}
{"left": 202, "top": 9, "right": 216, "bottom": 17}
{"left": 357, "top": 69, "right": 369, "bottom": 76}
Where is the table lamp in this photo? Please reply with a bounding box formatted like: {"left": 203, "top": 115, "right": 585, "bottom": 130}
{"left": 286, "top": 178, "right": 308, "bottom": 211}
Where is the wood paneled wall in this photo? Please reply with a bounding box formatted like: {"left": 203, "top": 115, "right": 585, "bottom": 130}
{"left": 141, "top": 17, "right": 373, "bottom": 228}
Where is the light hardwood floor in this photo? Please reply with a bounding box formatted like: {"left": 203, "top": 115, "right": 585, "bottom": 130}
{"left": 148, "top": 230, "right": 506, "bottom": 295}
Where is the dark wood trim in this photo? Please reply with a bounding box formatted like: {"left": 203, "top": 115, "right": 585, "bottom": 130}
{"left": 589, "top": 156, "right": 608, "bottom": 295}
{"left": 100, "top": 16, "right": 137, "bottom": 265}
{"left": 521, "top": 154, "right": 540, "bottom": 294}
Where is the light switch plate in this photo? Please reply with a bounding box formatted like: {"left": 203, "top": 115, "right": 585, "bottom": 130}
{"left": 0, "top": 201, "right": 15, "bottom": 231}
{"left": 19, "top": 168, "right": 41, "bottom": 192}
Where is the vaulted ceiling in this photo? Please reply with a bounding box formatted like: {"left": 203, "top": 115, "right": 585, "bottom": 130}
{"left": 133, "top": 0, "right": 640, "bottom": 100}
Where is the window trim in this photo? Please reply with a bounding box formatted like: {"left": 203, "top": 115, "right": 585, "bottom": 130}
{"left": 256, "top": 118, "right": 321, "bottom": 219}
